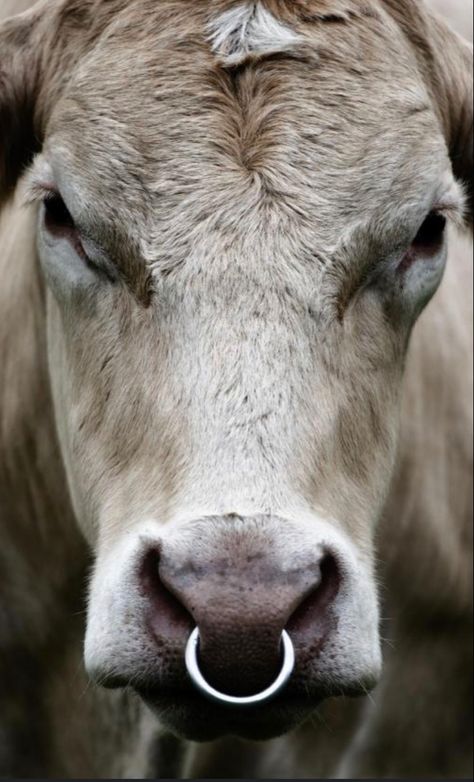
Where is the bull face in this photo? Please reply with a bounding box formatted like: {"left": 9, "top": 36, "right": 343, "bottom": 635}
{"left": 0, "top": 0, "right": 471, "bottom": 740}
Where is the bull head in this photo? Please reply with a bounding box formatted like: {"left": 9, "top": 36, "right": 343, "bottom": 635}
{"left": 0, "top": 0, "right": 472, "bottom": 743}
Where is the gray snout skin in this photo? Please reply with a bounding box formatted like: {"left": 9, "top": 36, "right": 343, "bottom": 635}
{"left": 85, "top": 515, "right": 381, "bottom": 741}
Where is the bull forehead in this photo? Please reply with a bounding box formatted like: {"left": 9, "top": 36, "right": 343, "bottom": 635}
{"left": 46, "top": 0, "right": 446, "bottom": 274}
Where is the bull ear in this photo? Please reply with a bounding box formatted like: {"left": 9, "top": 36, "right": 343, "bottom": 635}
{"left": 383, "top": 0, "right": 473, "bottom": 225}
{"left": 0, "top": 6, "right": 44, "bottom": 207}
{"left": 0, "top": 1, "right": 104, "bottom": 208}
{"left": 423, "top": 12, "right": 473, "bottom": 221}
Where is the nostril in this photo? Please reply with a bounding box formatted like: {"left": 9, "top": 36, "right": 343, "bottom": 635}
{"left": 139, "top": 550, "right": 193, "bottom": 642}
{"left": 287, "top": 554, "right": 341, "bottom": 641}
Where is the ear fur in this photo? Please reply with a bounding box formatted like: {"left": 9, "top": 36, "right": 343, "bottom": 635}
{"left": 0, "top": 6, "right": 42, "bottom": 206}
{"left": 0, "top": 0, "right": 113, "bottom": 208}
{"left": 426, "top": 15, "right": 473, "bottom": 217}
{"left": 383, "top": 0, "right": 473, "bottom": 223}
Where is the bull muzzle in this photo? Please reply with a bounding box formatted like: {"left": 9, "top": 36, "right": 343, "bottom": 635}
{"left": 142, "top": 515, "right": 342, "bottom": 698}
{"left": 85, "top": 514, "right": 382, "bottom": 740}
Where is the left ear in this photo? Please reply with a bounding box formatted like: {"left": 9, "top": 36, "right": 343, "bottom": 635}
{"left": 423, "top": 10, "right": 473, "bottom": 221}
{"left": 383, "top": 0, "right": 473, "bottom": 225}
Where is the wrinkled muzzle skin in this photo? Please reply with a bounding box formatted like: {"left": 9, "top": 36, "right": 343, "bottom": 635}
{"left": 4, "top": 0, "right": 468, "bottom": 743}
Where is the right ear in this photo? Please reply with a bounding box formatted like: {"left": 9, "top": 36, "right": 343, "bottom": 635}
{"left": 425, "top": 13, "right": 473, "bottom": 222}
{"left": 0, "top": 4, "right": 46, "bottom": 207}
{"left": 0, "top": 0, "right": 107, "bottom": 208}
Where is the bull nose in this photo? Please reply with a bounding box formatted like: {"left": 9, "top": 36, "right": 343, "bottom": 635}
{"left": 143, "top": 525, "right": 341, "bottom": 698}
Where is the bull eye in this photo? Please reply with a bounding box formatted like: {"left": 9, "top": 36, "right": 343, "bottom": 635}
{"left": 412, "top": 211, "right": 446, "bottom": 254}
{"left": 398, "top": 211, "right": 447, "bottom": 275}
{"left": 40, "top": 189, "right": 117, "bottom": 282}
{"left": 42, "top": 191, "right": 91, "bottom": 263}
{"left": 43, "top": 192, "right": 76, "bottom": 233}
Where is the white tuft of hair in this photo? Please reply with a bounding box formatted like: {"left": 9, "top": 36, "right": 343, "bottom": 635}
{"left": 208, "top": 2, "right": 303, "bottom": 65}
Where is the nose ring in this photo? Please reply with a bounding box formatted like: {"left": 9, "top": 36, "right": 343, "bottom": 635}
{"left": 184, "top": 627, "right": 295, "bottom": 706}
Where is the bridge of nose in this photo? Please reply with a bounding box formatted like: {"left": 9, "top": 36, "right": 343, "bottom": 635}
{"left": 158, "top": 536, "right": 322, "bottom": 695}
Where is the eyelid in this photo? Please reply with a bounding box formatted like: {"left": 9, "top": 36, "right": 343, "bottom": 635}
{"left": 21, "top": 152, "right": 57, "bottom": 206}
{"left": 432, "top": 183, "right": 467, "bottom": 227}
{"left": 22, "top": 180, "right": 58, "bottom": 207}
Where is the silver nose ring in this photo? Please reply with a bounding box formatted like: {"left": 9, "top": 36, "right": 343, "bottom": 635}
{"left": 184, "top": 627, "right": 295, "bottom": 706}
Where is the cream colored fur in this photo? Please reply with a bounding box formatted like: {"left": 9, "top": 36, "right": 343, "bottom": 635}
{"left": 0, "top": 0, "right": 472, "bottom": 777}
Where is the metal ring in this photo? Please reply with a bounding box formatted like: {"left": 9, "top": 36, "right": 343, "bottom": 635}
{"left": 184, "top": 627, "right": 295, "bottom": 706}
